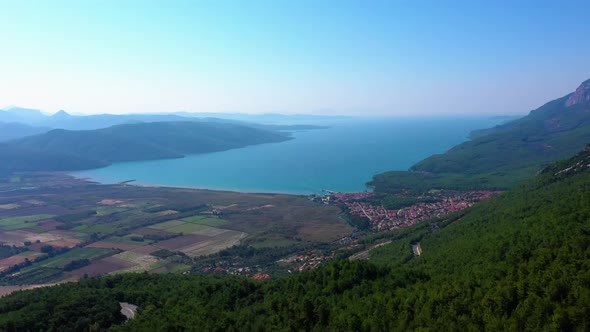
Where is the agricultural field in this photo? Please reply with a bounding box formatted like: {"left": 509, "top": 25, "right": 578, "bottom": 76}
{"left": 182, "top": 215, "right": 229, "bottom": 227}
{"left": 0, "top": 173, "right": 351, "bottom": 287}
{"left": 0, "top": 251, "right": 45, "bottom": 273}
{"left": 38, "top": 248, "right": 119, "bottom": 269}
{"left": 0, "top": 214, "right": 55, "bottom": 230}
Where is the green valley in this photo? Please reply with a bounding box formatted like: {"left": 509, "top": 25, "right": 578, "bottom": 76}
{"left": 2, "top": 145, "right": 590, "bottom": 331}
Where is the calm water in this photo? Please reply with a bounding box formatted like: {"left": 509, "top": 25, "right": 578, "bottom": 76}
{"left": 71, "top": 117, "right": 501, "bottom": 194}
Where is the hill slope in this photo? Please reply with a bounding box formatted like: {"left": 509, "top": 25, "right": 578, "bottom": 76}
{"left": 1, "top": 147, "right": 589, "bottom": 330}
{"left": 0, "top": 122, "right": 50, "bottom": 141}
{"left": 370, "top": 79, "right": 590, "bottom": 192}
{"left": 0, "top": 144, "right": 108, "bottom": 174}
{"left": 1, "top": 121, "right": 290, "bottom": 175}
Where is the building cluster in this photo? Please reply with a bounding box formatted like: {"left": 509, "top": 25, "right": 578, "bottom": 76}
{"left": 331, "top": 191, "right": 499, "bottom": 231}
{"left": 201, "top": 263, "right": 265, "bottom": 278}
{"left": 200, "top": 190, "right": 500, "bottom": 277}
{"left": 308, "top": 191, "right": 373, "bottom": 204}
{"left": 251, "top": 272, "right": 270, "bottom": 280}
{"left": 277, "top": 250, "right": 332, "bottom": 272}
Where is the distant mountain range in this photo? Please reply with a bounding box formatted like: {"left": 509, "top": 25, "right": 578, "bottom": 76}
{"left": 0, "top": 121, "right": 291, "bottom": 175}
{"left": 0, "top": 107, "right": 336, "bottom": 132}
{"left": 370, "top": 78, "right": 590, "bottom": 192}
{"left": 0, "top": 107, "right": 205, "bottom": 130}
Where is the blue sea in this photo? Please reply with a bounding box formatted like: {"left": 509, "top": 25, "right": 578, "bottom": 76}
{"left": 71, "top": 117, "right": 502, "bottom": 194}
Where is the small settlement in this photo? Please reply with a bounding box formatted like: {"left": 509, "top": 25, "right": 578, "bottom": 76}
{"left": 314, "top": 190, "right": 499, "bottom": 231}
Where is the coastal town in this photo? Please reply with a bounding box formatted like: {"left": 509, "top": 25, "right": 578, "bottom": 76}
{"left": 313, "top": 190, "right": 500, "bottom": 232}
{"left": 0, "top": 173, "right": 503, "bottom": 285}
{"left": 203, "top": 189, "right": 502, "bottom": 279}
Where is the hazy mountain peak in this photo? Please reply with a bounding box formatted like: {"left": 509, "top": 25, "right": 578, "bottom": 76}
{"left": 565, "top": 78, "right": 590, "bottom": 107}
{"left": 52, "top": 110, "right": 70, "bottom": 117}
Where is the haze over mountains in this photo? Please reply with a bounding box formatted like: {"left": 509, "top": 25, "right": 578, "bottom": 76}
{"left": 0, "top": 106, "right": 337, "bottom": 175}
{"left": 0, "top": 106, "right": 339, "bottom": 134}
{"left": 0, "top": 106, "right": 229, "bottom": 130}
{"left": 371, "top": 78, "right": 590, "bottom": 192}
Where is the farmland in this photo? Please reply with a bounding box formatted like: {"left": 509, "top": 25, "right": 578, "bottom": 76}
{"left": 0, "top": 173, "right": 351, "bottom": 288}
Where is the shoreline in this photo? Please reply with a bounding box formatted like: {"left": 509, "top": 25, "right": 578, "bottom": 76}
{"left": 68, "top": 172, "right": 372, "bottom": 197}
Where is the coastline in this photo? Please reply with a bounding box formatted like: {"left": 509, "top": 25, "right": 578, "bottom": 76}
{"left": 65, "top": 117, "right": 502, "bottom": 197}
{"left": 68, "top": 172, "right": 323, "bottom": 196}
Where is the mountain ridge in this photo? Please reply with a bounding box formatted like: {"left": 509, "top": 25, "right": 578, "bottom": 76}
{"left": 0, "top": 106, "right": 339, "bottom": 131}
{"left": 565, "top": 78, "right": 590, "bottom": 107}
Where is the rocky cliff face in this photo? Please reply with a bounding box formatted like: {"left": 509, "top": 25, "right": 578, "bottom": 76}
{"left": 565, "top": 79, "right": 590, "bottom": 107}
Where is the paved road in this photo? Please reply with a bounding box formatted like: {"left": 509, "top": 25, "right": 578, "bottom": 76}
{"left": 411, "top": 243, "right": 422, "bottom": 257}
{"left": 120, "top": 302, "right": 138, "bottom": 320}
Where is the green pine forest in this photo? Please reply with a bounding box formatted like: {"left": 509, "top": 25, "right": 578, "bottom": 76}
{"left": 2, "top": 146, "right": 590, "bottom": 331}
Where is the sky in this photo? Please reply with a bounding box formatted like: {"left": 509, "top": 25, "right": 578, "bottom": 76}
{"left": 1, "top": 0, "right": 589, "bottom": 116}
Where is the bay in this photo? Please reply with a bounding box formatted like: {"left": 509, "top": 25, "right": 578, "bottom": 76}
{"left": 71, "top": 117, "right": 504, "bottom": 194}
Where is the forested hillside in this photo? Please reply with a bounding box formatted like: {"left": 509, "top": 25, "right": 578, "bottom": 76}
{"left": 370, "top": 78, "right": 590, "bottom": 193}
{"left": 0, "top": 144, "right": 108, "bottom": 175}
{"left": 0, "top": 121, "right": 290, "bottom": 175}
{"left": 1, "top": 146, "right": 590, "bottom": 331}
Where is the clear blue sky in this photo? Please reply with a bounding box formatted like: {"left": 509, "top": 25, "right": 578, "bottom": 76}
{"left": 1, "top": 0, "right": 589, "bottom": 116}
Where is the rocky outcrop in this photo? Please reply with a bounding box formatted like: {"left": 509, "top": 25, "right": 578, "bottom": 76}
{"left": 565, "top": 79, "right": 590, "bottom": 107}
